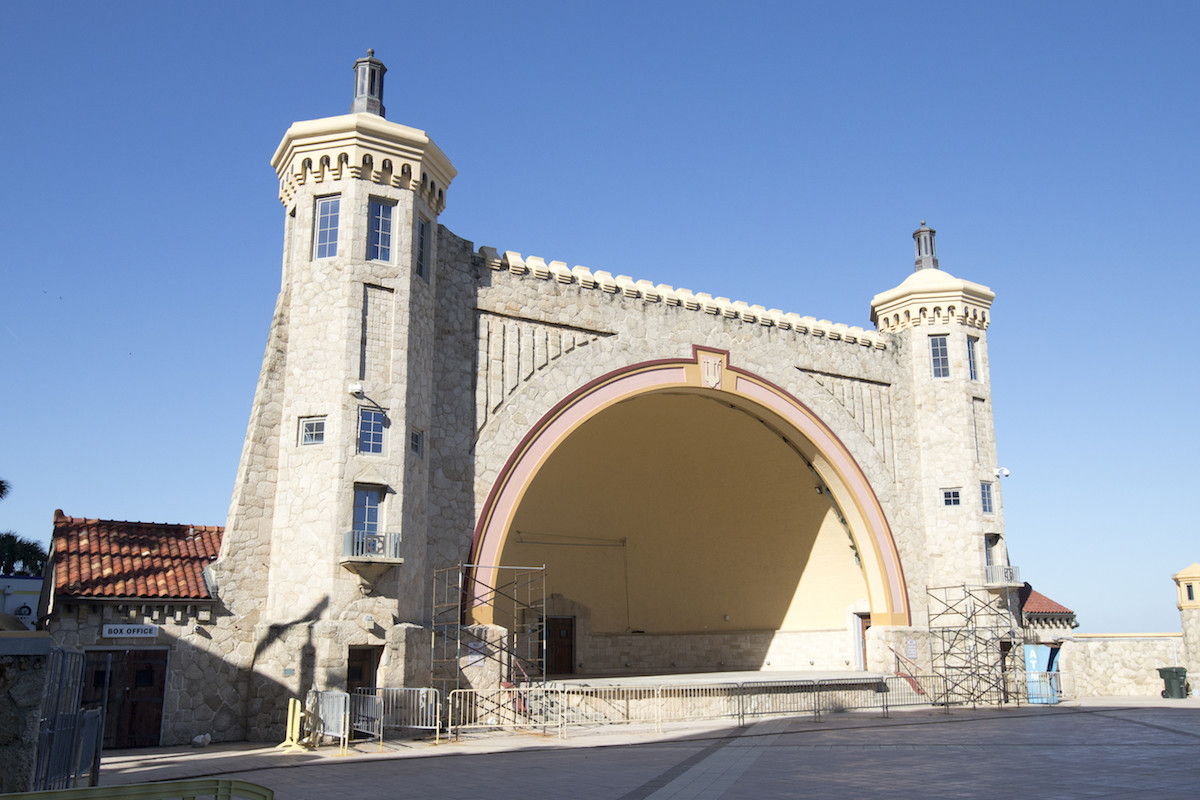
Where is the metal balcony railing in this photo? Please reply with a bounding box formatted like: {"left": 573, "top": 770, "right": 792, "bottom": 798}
{"left": 985, "top": 564, "right": 1021, "bottom": 586}
{"left": 342, "top": 530, "right": 402, "bottom": 560}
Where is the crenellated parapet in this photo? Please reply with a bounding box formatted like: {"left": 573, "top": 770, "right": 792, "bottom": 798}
{"left": 271, "top": 113, "right": 456, "bottom": 211}
{"left": 870, "top": 267, "right": 994, "bottom": 333}
{"left": 477, "top": 247, "right": 888, "bottom": 350}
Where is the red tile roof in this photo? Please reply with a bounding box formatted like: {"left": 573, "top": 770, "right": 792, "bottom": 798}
{"left": 1019, "top": 583, "right": 1074, "bottom": 616}
{"left": 52, "top": 510, "right": 222, "bottom": 600}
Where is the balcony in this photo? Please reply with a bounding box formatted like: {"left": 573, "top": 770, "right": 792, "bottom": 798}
{"left": 339, "top": 530, "right": 403, "bottom": 579}
{"left": 985, "top": 564, "right": 1022, "bottom": 587}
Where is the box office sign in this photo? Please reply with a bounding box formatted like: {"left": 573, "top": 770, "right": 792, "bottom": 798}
{"left": 102, "top": 624, "right": 160, "bottom": 638}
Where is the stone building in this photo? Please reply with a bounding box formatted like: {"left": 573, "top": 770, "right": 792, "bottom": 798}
{"left": 45, "top": 52, "right": 1088, "bottom": 745}
{"left": 203, "top": 51, "right": 1025, "bottom": 740}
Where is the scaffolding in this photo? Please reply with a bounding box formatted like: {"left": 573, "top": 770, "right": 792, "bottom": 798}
{"left": 431, "top": 563, "right": 546, "bottom": 702}
{"left": 927, "top": 584, "right": 1024, "bottom": 707}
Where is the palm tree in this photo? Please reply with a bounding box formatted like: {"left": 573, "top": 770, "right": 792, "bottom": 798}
{"left": 0, "top": 478, "right": 9, "bottom": 501}
{"left": 0, "top": 532, "right": 48, "bottom": 576}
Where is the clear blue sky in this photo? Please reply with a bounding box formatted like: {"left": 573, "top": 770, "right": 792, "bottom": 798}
{"left": 1, "top": 2, "right": 1196, "bottom": 633}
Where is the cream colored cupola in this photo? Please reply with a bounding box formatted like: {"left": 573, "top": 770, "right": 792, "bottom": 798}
{"left": 870, "top": 222, "right": 994, "bottom": 332}
{"left": 270, "top": 51, "right": 456, "bottom": 211}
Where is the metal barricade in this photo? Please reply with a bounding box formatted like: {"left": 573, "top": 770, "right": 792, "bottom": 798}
{"left": 306, "top": 690, "right": 350, "bottom": 752}
{"left": 813, "top": 677, "right": 889, "bottom": 719}
{"left": 739, "top": 680, "right": 819, "bottom": 722}
{"left": 353, "top": 688, "right": 441, "bottom": 739}
{"left": 658, "top": 683, "right": 741, "bottom": 727}
{"left": 883, "top": 674, "right": 946, "bottom": 712}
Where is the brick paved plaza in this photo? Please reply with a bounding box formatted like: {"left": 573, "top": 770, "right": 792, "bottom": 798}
{"left": 100, "top": 700, "right": 1199, "bottom": 799}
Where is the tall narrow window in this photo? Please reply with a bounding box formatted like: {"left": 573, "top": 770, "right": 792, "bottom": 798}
{"left": 416, "top": 217, "right": 429, "bottom": 278}
{"left": 967, "top": 336, "right": 979, "bottom": 381}
{"left": 353, "top": 486, "right": 382, "bottom": 534}
{"left": 357, "top": 407, "right": 387, "bottom": 454}
{"left": 1187, "top": 584, "right": 1194, "bottom": 602}
{"left": 930, "top": 335, "right": 950, "bottom": 378}
{"left": 367, "top": 199, "right": 393, "bottom": 261}
{"left": 314, "top": 195, "right": 340, "bottom": 258}
{"left": 981, "top": 481, "right": 995, "bottom": 514}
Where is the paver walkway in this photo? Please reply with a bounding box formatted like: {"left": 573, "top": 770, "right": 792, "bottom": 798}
{"left": 101, "top": 699, "right": 1200, "bottom": 799}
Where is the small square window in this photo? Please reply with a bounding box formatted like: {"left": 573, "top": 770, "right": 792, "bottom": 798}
{"left": 368, "top": 199, "right": 394, "bottom": 261}
{"left": 942, "top": 489, "right": 960, "bottom": 506}
{"left": 930, "top": 336, "right": 950, "bottom": 378}
{"left": 358, "top": 408, "right": 387, "bottom": 454}
{"left": 967, "top": 336, "right": 979, "bottom": 381}
{"left": 416, "top": 217, "right": 430, "bottom": 279}
{"left": 299, "top": 416, "right": 326, "bottom": 445}
{"left": 981, "top": 481, "right": 995, "bottom": 514}
{"left": 314, "top": 195, "right": 340, "bottom": 259}
{"left": 410, "top": 429, "right": 424, "bottom": 456}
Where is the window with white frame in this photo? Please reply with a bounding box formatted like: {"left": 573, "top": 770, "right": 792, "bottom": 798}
{"left": 930, "top": 335, "right": 950, "bottom": 378}
{"left": 416, "top": 217, "right": 430, "bottom": 278}
{"left": 314, "top": 195, "right": 340, "bottom": 258}
{"left": 357, "top": 407, "right": 387, "bottom": 454}
{"left": 367, "top": 199, "right": 394, "bottom": 261}
{"left": 298, "top": 416, "right": 326, "bottom": 445}
{"left": 981, "top": 481, "right": 995, "bottom": 514}
{"left": 353, "top": 485, "right": 383, "bottom": 534}
{"left": 967, "top": 336, "right": 979, "bottom": 381}
{"left": 942, "top": 489, "right": 960, "bottom": 506}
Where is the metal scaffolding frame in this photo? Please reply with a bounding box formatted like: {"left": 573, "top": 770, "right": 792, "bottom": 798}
{"left": 927, "top": 584, "right": 1024, "bottom": 707}
{"left": 431, "top": 563, "right": 546, "bottom": 702}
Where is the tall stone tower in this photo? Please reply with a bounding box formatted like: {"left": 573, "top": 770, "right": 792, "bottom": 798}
{"left": 870, "top": 224, "right": 1013, "bottom": 596}
{"left": 213, "top": 52, "right": 456, "bottom": 720}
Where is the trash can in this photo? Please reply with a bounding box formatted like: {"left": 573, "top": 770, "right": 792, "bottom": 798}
{"left": 1156, "top": 667, "right": 1188, "bottom": 699}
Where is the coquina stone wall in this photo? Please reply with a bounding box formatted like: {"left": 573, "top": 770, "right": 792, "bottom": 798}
{"left": 1060, "top": 635, "right": 1186, "bottom": 697}
{"left": 0, "top": 634, "right": 52, "bottom": 793}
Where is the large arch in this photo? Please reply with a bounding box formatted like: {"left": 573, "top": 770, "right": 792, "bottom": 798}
{"left": 470, "top": 347, "right": 910, "bottom": 630}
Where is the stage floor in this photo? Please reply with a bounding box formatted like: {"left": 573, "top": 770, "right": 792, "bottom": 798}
{"left": 549, "top": 669, "right": 887, "bottom": 687}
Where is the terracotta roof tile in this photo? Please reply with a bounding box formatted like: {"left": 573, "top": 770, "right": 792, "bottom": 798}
{"left": 52, "top": 510, "right": 222, "bottom": 601}
{"left": 1019, "top": 582, "right": 1074, "bottom": 616}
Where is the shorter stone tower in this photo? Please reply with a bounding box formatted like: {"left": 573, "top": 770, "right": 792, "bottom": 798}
{"left": 870, "top": 224, "right": 1012, "bottom": 592}
{"left": 1173, "top": 563, "right": 1200, "bottom": 692}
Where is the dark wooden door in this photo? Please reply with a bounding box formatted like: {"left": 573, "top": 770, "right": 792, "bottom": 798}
{"left": 545, "top": 617, "right": 575, "bottom": 675}
{"left": 83, "top": 649, "right": 168, "bottom": 749}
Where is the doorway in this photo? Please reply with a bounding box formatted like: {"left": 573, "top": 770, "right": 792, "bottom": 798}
{"left": 856, "top": 613, "right": 872, "bottom": 670}
{"left": 347, "top": 646, "right": 382, "bottom": 692}
{"left": 82, "top": 649, "right": 168, "bottom": 749}
{"left": 545, "top": 617, "right": 575, "bottom": 675}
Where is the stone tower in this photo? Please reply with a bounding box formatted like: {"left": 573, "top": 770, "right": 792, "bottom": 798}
{"left": 870, "top": 223, "right": 1013, "bottom": 595}
{"left": 1173, "top": 563, "right": 1200, "bottom": 692}
{"left": 213, "top": 52, "right": 456, "bottom": 720}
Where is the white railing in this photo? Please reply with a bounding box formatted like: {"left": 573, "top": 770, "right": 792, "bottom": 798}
{"left": 447, "top": 676, "right": 946, "bottom": 738}
{"left": 985, "top": 564, "right": 1021, "bottom": 585}
{"left": 1011, "top": 671, "right": 1074, "bottom": 705}
{"left": 342, "top": 531, "right": 402, "bottom": 559}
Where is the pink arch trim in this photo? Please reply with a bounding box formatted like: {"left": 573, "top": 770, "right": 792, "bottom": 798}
{"left": 470, "top": 349, "right": 910, "bottom": 625}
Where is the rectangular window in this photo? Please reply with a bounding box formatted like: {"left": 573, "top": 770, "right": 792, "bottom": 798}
{"left": 967, "top": 336, "right": 979, "bottom": 381}
{"left": 410, "top": 429, "right": 424, "bottom": 456}
{"left": 314, "top": 195, "right": 340, "bottom": 258}
{"left": 353, "top": 486, "right": 382, "bottom": 534}
{"left": 942, "top": 489, "right": 960, "bottom": 506}
{"left": 1187, "top": 584, "right": 1194, "bottom": 602}
{"left": 930, "top": 336, "right": 950, "bottom": 378}
{"left": 981, "top": 481, "right": 995, "bottom": 514}
{"left": 367, "top": 199, "right": 393, "bottom": 261}
{"left": 416, "top": 217, "right": 429, "bottom": 278}
{"left": 298, "top": 416, "right": 326, "bottom": 445}
{"left": 357, "top": 408, "right": 387, "bottom": 454}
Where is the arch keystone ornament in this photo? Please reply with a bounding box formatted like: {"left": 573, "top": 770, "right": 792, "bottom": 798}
{"left": 470, "top": 345, "right": 911, "bottom": 628}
